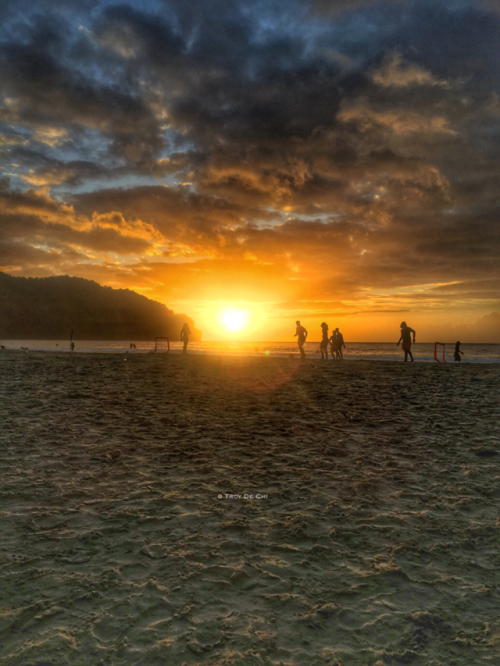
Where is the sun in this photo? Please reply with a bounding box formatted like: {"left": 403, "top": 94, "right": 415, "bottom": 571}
{"left": 223, "top": 309, "right": 247, "bottom": 332}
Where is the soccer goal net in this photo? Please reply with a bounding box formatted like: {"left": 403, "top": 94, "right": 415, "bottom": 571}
{"left": 434, "top": 342, "right": 446, "bottom": 362}
{"left": 154, "top": 337, "right": 170, "bottom": 353}
{"left": 434, "top": 342, "right": 454, "bottom": 363}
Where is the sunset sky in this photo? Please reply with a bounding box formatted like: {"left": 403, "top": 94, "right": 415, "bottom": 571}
{"left": 1, "top": 0, "right": 499, "bottom": 341}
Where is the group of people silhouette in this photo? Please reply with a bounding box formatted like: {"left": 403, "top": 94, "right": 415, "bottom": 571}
{"left": 396, "top": 322, "right": 464, "bottom": 362}
{"left": 179, "top": 318, "right": 464, "bottom": 363}
{"left": 294, "top": 321, "right": 346, "bottom": 360}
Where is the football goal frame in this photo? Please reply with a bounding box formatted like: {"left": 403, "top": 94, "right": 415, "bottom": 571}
{"left": 434, "top": 342, "right": 446, "bottom": 363}
{"left": 154, "top": 337, "right": 170, "bottom": 353}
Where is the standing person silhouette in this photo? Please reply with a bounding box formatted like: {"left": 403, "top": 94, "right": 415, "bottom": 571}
{"left": 294, "top": 320, "right": 308, "bottom": 359}
{"left": 320, "top": 322, "right": 329, "bottom": 359}
{"left": 329, "top": 329, "right": 337, "bottom": 360}
{"left": 336, "top": 328, "right": 346, "bottom": 360}
{"left": 330, "top": 328, "right": 345, "bottom": 360}
{"left": 397, "top": 321, "right": 416, "bottom": 362}
{"left": 454, "top": 341, "right": 464, "bottom": 362}
{"left": 180, "top": 322, "right": 191, "bottom": 354}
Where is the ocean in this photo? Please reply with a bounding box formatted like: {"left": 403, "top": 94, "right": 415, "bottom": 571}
{"left": 2, "top": 340, "right": 499, "bottom": 362}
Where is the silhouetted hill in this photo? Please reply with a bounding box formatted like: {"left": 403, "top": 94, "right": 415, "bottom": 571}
{"left": 0, "top": 273, "right": 202, "bottom": 341}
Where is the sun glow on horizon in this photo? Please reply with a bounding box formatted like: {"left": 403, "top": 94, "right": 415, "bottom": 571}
{"left": 222, "top": 308, "right": 248, "bottom": 332}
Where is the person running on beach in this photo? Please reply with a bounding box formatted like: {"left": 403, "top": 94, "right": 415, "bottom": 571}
{"left": 320, "top": 322, "right": 329, "bottom": 359}
{"left": 397, "top": 321, "right": 416, "bottom": 362}
{"left": 294, "top": 320, "right": 308, "bottom": 359}
{"left": 180, "top": 322, "right": 191, "bottom": 354}
{"left": 454, "top": 341, "right": 464, "bottom": 363}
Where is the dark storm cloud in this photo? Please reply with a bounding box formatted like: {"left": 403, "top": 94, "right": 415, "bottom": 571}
{"left": 93, "top": 4, "right": 185, "bottom": 64}
{"left": 71, "top": 184, "right": 269, "bottom": 242}
{"left": 305, "top": 0, "right": 406, "bottom": 14}
{"left": 4, "top": 147, "right": 114, "bottom": 186}
{"left": 0, "top": 238, "right": 86, "bottom": 272}
{"left": 0, "top": 0, "right": 499, "bottom": 326}
{"left": 0, "top": 212, "right": 153, "bottom": 255}
{"left": 0, "top": 183, "right": 157, "bottom": 260}
{"left": 0, "top": 7, "right": 167, "bottom": 174}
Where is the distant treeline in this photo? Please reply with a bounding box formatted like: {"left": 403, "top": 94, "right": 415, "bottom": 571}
{"left": 0, "top": 273, "right": 202, "bottom": 341}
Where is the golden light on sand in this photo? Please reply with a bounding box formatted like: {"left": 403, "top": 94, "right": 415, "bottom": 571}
{"left": 222, "top": 308, "right": 247, "bottom": 332}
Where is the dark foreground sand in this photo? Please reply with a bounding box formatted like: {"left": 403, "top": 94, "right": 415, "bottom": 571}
{"left": 1, "top": 352, "right": 499, "bottom": 666}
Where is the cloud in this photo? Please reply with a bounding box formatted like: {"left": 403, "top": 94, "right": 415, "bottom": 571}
{"left": 338, "top": 98, "right": 457, "bottom": 137}
{"left": 306, "top": 0, "right": 407, "bottom": 17}
{"left": 371, "top": 51, "right": 452, "bottom": 89}
{"left": 473, "top": 311, "right": 500, "bottom": 337}
{"left": 0, "top": 184, "right": 158, "bottom": 257}
{"left": 0, "top": 0, "right": 499, "bottom": 340}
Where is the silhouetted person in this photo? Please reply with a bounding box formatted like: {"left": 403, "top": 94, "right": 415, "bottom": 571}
{"left": 337, "top": 328, "right": 346, "bottom": 360}
{"left": 294, "top": 320, "right": 308, "bottom": 359}
{"left": 397, "top": 321, "right": 415, "bottom": 362}
{"left": 180, "top": 323, "right": 191, "bottom": 354}
{"left": 331, "top": 328, "right": 345, "bottom": 360}
{"left": 70, "top": 341, "right": 75, "bottom": 352}
{"left": 320, "top": 322, "right": 329, "bottom": 359}
{"left": 329, "top": 330, "right": 336, "bottom": 360}
{"left": 454, "top": 341, "right": 464, "bottom": 363}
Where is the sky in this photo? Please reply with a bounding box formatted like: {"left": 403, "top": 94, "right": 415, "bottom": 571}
{"left": 1, "top": 0, "right": 499, "bottom": 341}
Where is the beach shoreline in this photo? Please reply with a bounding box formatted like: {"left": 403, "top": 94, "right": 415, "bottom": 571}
{"left": 2, "top": 345, "right": 499, "bottom": 364}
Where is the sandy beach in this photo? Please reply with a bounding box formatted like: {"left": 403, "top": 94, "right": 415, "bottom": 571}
{"left": 1, "top": 351, "right": 499, "bottom": 665}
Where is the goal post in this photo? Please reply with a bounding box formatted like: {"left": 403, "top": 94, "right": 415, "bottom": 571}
{"left": 154, "top": 337, "right": 170, "bottom": 353}
{"left": 434, "top": 342, "right": 446, "bottom": 363}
